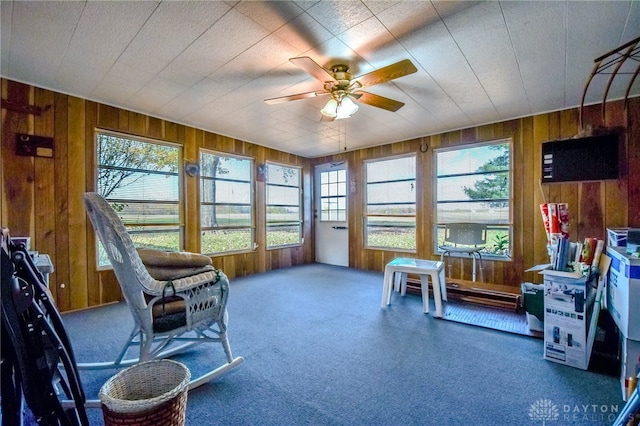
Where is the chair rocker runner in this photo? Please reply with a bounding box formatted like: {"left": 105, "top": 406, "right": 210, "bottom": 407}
{"left": 439, "top": 223, "right": 486, "bottom": 283}
{"left": 82, "top": 192, "right": 243, "bottom": 389}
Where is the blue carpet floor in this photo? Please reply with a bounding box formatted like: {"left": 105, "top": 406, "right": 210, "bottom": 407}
{"left": 50, "top": 264, "right": 624, "bottom": 425}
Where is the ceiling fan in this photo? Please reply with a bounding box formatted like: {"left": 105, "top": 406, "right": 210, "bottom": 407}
{"left": 264, "top": 57, "right": 418, "bottom": 119}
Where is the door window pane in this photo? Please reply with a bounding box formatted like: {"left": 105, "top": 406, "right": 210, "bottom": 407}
{"left": 319, "top": 169, "right": 346, "bottom": 221}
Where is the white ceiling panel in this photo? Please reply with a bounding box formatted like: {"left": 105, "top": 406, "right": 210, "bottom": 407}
{"left": 444, "top": 1, "right": 530, "bottom": 119}
{"left": 225, "top": 34, "right": 299, "bottom": 79}
{"left": 1, "top": 0, "right": 637, "bottom": 157}
{"left": 306, "top": 1, "right": 373, "bottom": 36}
{"left": 234, "top": 1, "right": 304, "bottom": 32}
{"left": 0, "top": 2, "right": 13, "bottom": 76}
{"left": 502, "top": 1, "right": 567, "bottom": 114}
{"left": 406, "top": 20, "right": 498, "bottom": 124}
{"left": 6, "top": 1, "right": 84, "bottom": 85}
{"left": 375, "top": 1, "right": 441, "bottom": 41}
{"left": 273, "top": 11, "right": 334, "bottom": 52}
{"left": 338, "top": 16, "right": 397, "bottom": 62}
{"left": 62, "top": 2, "right": 157, "bottom": 73}
{"left": 116, "top": 4, "right": 209, "bottom": 75}
{"left": 566, "top": 2, "right": 636, "bottom": 107}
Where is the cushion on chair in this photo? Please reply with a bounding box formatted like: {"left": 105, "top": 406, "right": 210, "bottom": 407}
{"left": 152, "top": 310, "right": 187, "bottom": 333}
{"left": 146, "top": 294, "right": 186, "bottom": 316}
{"left": 145, "top": 294, "right": 188, "bottom": 333}
{"left": 137, "top": 248, "right": 212, "bottom": 267}
{"left": 137, "top": 248, "right": 214, "bottom": 281}
{"left": 144, "top": 265, "right": 215, "bottom": 281}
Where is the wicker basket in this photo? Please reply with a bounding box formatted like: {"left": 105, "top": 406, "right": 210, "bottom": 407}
{"left": 99, "top": 359, "right": 191, "bottom": 426}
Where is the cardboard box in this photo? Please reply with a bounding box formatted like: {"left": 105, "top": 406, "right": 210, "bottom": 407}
{"left": 620, "top": 337, "right": 640, "bottom": 401}
{"left": 543, "top": 273, "right": 594, "bottom": 370}
{"left": 527, "top": 313, "right": 544, "bottom": 332}
{"left": 607, "top": 228, "right": 628, "bottom": 248}
{"left": 522, "top": 282, "right": 544, "bottom": 332}
{"left": 607, "top": 246, "right": 640, "bottom": 340}
{"left": 627, "top": 229, "right": 640, "bottom": 257}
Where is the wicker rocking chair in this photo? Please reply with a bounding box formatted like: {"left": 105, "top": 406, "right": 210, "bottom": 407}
{"left": 82, "top": 192, "right": 243, "bottom": 389}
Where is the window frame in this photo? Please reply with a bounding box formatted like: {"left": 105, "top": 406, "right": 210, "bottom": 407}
{"left": 94, "top": 129, "right": 183, "bottom": 269}
{"left": 265, "top": 161, "right": 303, "bottom": 249}
{"left": 319, "top": 168, "right": 347, "bottom": 222}
{"left": 199, "top": 149, "right": 255, "bottom": 256}
{"left": 433, "top": 139, "right": 513, "bottom": 260}
{"left": 363, "top": 153, "right": 417, "bottom": 252}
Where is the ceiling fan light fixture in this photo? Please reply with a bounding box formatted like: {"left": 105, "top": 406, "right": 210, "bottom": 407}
{"left": 336, "top": 96, "right": 358, "bottom": 119}
{"left": 321, "top": 99, "right": 338, "bottom": 117}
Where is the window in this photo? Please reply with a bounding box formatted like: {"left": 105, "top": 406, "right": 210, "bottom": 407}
{"left": 435, "top": 140, "right": 511, "bottom": 257}
{"left": 96, "top": 131, "right": 181, "bottom": 267}
{"left": 266, "top": 163, "right": 302, "bottom": 248}
{"left": 200, "top": 151, "right": 254, "bottom": 254}
{"left": 364, "top": 155, "right": 416, "bottom": 250}
{"left": 319, "top": 169, "right": 346, "bottom": 221}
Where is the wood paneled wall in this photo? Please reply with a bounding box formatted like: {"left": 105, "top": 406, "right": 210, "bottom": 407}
{"left": 312, "top": 97, "right": 640, "bottom": 288}
{"left": 2, "top": 77, "right": 638, "bottom": 311}
{"left": 1, "top": 79, "right": 313, "bottom": 312}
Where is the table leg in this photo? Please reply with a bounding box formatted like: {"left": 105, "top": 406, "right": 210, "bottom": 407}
{"left": 381, "top": 266, "right": 394, "bottom": 308}
{"left": 393, "top": 272, "right": 402, "bottom": 292}
{"left": 430, "top": 271, "right": 443, "bottom": 318}
{"left": 399, "top": 272, "right": 408, "bottom": 296}
{"left": 419, "top": 274, "right": 430, "bottom": 314}
{"left": 472, "top": 254, "right": 476, "bottom": 281}
{"left": 439, "top": 267, "right": 447, "bottom": 302}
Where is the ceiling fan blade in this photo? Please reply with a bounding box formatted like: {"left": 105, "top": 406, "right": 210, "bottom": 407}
{"left": 290, "top": 56, "right": 336, "bottom": 83}
{"left": 354, "top": 59, "right": 417, "bottom": 88}
{"left": 264, "top": 90, "right": 328, "bottom": 105}
{"left": 355, "top": 91, "right": 405, "bottom": 112}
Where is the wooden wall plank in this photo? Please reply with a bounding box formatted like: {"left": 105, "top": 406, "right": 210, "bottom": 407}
{"left": 97, "top": 104, "right": 119, "bottom": 130}
{"left": 53, "top": 91, "right": 70, "bottom": 310}
{"left": 520, "top": 116, "right": 535, "bottom": 282}
{"left": 84, "top": 101, "right": 102, "bottom": 306}
{"left": 578, "top": 182, "right": 605, "bottom": 239}
{"left": 67, "top": 96, "right": 88, "bottom": 310}
{"left": 33, "top": 87, "right": 56, "bottom": 288}
{"left": 128, "top": 111, "right": 146, "bottom": 135}
{"left": 1, "top": 79, "right": 6, "bottom": 223}
{"left": 627, "top": 97, "right": 640, "bottom": 227}
{"left": 147, "top": 116, "right": 163, "bottom": 139}
{"left": 183, "top": 127, "right": 200, "bottom": 253}
{"left": 3, "top": 82, "right": 34, "bottom": 237}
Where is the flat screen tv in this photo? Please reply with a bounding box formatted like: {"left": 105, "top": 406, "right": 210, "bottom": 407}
{"left": 541, "top": 134, "right": 620, "bottom": 183}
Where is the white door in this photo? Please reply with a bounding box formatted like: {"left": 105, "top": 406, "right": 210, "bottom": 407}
{"left": 314, "top": 162, "right": 349, "bottom": 266}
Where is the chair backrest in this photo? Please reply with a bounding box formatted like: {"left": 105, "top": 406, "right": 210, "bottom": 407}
{"left": 83, "top": 193, "right": 164, "bottom": 328}
{"left": 443, "top": 223, "right": 487, "bottom": 247}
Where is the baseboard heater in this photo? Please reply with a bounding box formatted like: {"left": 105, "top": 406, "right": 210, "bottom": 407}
{"left": 404, "top": 277, "right": 521, "bottom": 312}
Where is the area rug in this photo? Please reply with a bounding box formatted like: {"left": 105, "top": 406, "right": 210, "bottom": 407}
{"left": 441, "top": 299, "right": 543, "bottom": 338}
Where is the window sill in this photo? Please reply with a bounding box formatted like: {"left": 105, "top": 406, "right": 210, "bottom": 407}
{"left": 364, "top": 246, "right": 417, "bottom": 253}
